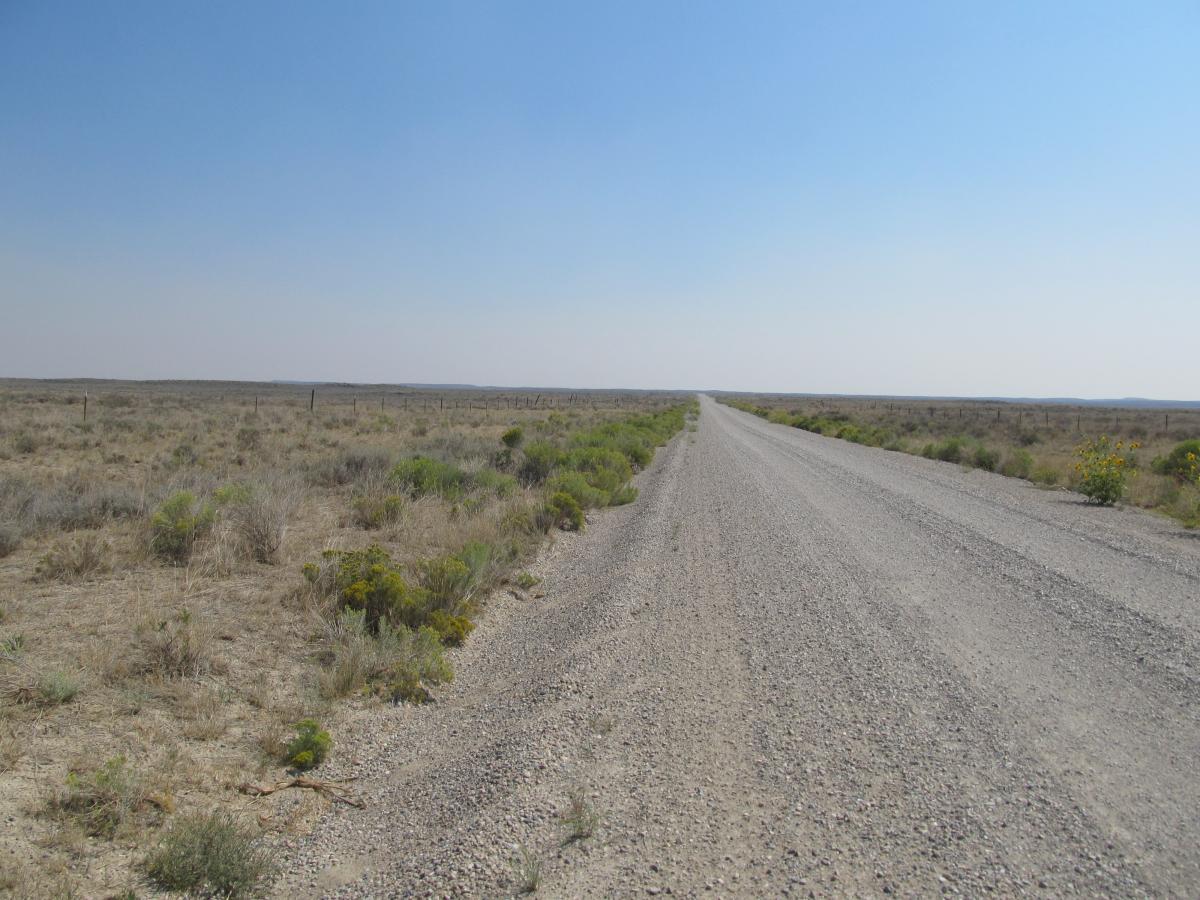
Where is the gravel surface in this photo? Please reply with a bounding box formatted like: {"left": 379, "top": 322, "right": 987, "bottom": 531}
{"left": 272, "top": 395, "right": 1200, "bottom": 897}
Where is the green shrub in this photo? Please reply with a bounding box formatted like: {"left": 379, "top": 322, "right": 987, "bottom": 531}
{"left": 922, "top": 438, "right": 964, "bottom": 463}
{"left": 390, "top": 456, "right": 471, "bottom": 499}
{"left": 547, "top": 492, "right": 584, "bottom": 531}
{"left": 1032, "top": 464, "right": 1061, "bottom": 485}
{"left": 515, "top": 571, "right": 540, "bottom": 590}
{"left": 547, "top": 472, "right": 609, "bottom": 510}
{"left": 971, "top": 446, "right": 1000, "bottom": 472}
{"left": 1000, "top": 449, "right": 1034, "bottom": 479}
{"left": 1152, "top": 440, "right": 1200, "bottom": 481}
{"left": 519, "top": 442, "right": 560, "bottom": 484}
{"left": 150, "top": 491, "right": 215, "bottom": 563}
{"left": 415, "top": 555, "right": 473, "bottom": 614}
{"left": 472, "top": 468, "right": 518, "bottom": 497}
{"left": 327, "top": 546, "right": 432, "bottom": 633}
{"left": 427, "top": 609, "right": 475, "bottom": 646}
{"left": 501, "top": 427, "right": 524, "bottom": 448}
{"left": 283, "top": 718, "right": 331, "bottom": 771}
{"left": 144, "top": 810, "right": 271, "bottom": 898}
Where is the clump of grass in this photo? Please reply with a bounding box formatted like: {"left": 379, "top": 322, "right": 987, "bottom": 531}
{"left": 349, "top": 478, "right": 408, "bottom": 530}
{"left": 144, "top": 810, "right": 272, "bottom": 898}
{"left": 34, "top": 535, "right": 111, "bottom": 582}
{"left": 306, "top": 447, "right": 395, "bottom": 487}
{"left": 135, "top": 609, "right": 216, "bottom": 679}
{"left": 316, "top": 608, "right": 452, "bottom": 703}
{"left": 222, "top": 479, "right": 298, "bottom": 565}
{"left": 37, "top": 670, "right": 81, "bottom": 705}
{"left": 501, "top": 426, "right": 524, "bottom": 448}
{"left": 0, "top": 524, "right": 20, "bottom": 558}
{"left": 510, "top": 844, "right": 541, "bottom": 894}
{"left": 283, "top": 718, "right": 331, "bottom": 771}
{"left": 560, "top": 788, "right": 600, "bottom": 842}
{"left": 52, "top": 756, "right": 147, "bottom": 838}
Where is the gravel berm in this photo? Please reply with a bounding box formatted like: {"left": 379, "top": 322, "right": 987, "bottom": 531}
{"left": 272, "top": 394, "right": 1200, "bottom": 897}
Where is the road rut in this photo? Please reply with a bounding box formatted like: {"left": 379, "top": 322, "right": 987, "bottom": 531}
{"left": 276, "top": 395, "right": 1200, "bottom": 897}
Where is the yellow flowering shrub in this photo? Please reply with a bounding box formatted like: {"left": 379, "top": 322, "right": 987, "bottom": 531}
{"left": 1074, "top": 436, "right": 1139, "bottom": 505}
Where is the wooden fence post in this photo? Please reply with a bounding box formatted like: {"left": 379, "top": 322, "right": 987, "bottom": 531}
{"left": 83, "top": 391, "right": 88, "bottom": 423}
{"left": 309, "top": 389, "right": 315, "bottom": 412}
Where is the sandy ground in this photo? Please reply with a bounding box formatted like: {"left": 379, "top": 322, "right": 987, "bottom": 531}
{"left": 272, "top": 395, "right": 1200, "bottom": 897}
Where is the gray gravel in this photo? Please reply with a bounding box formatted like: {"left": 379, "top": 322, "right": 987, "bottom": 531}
{"left": 272, "top": 395, "right": 1200, "bottom": 897}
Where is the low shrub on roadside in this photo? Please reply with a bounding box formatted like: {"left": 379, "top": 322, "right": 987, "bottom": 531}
{"left": 1000, "top": 449, "right": 1034, "bottom": 479}
{"left": 922, "top": 437, "right": 965, "bottom": 464}
{"left": 1075, "top": 436, "right": 1139, "bottom": 505}
{"left": 307, "top": 447, "right": 395, "bottom": 487}
{"left": 501, "top": 426, "right": 524, "bottom": 448}
{"left": 316, "top": 608, "right": 452, "bottom": 702}
{"left": 144, "top": 810, "right": 271, "bottom": 898}
{"left": 1152, "top": 440, "right": 1200, "bottom": 482}
{"left": 547, "top": 491, "right": 584, "bottom": 531}
{"left": 971, "top": 446, "right": 1000, "bottom": 472}
{"left": 283, "top": 718, "right": 331, "bottom": 770}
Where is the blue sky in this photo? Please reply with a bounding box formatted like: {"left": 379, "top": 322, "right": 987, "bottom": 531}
{"left": 2, "top": 1, "right": 1197, "bottom": 396}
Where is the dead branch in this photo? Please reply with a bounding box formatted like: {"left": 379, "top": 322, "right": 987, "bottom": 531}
{"left": 237, "top": 776, "right": 365, "bottom": 808}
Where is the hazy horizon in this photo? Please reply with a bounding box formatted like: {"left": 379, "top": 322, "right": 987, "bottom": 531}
{"left": 3, "top": 2, "right": 1197, "bottom": 398}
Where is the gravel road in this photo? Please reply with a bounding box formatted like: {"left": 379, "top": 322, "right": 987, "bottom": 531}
{"left": 274, "top": 395, "right": 1200, "bottom": 897}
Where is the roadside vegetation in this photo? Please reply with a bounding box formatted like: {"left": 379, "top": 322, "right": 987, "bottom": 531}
{"left": 0, "top": 381, "right": 692, "bottom": 896}
{"left": 721, "top": 396, "right": 1200, "bottom": 525}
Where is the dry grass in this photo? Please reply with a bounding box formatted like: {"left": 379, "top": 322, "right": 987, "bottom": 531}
{"left": 0, "top": 379, "right": 683, "bottom": 896}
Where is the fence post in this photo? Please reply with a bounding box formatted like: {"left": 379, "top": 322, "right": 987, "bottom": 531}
{"left": 310, "top": 389, "right": 315, "bottom": 412}
{"left": 83, "top": 391, "right": 88, "bottom": 423}
{"left": 254, "top": 395, "right": 258, "bottom": 414}
{"left": 1165, "top": 413, "right": 1169, "bottom": 434}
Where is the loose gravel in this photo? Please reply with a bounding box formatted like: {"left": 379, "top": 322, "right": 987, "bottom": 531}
{"left": 271, "top": 395, "right": 1200, "bottom": 897}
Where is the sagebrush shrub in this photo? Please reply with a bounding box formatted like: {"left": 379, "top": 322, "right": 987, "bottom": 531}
{"left": 519, "top": 442, "right": 560, "bottom": 485}
{"left": 501, "top": 427, "right": 524, "bottom": 448}
{"left": 144, "top": 810, "right": 271, "bottom": 898}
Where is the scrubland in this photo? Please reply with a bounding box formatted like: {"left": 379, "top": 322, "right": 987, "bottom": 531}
{"left": 720, "top": 394, "right": 1200, "bottom": 526}
{"left": 0, "top": 380, "right": 691, "bottom": 897}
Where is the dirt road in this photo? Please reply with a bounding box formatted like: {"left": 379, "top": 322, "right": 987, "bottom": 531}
{"left": 276, "top": 395, "right": 1200, "bottom": 897}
